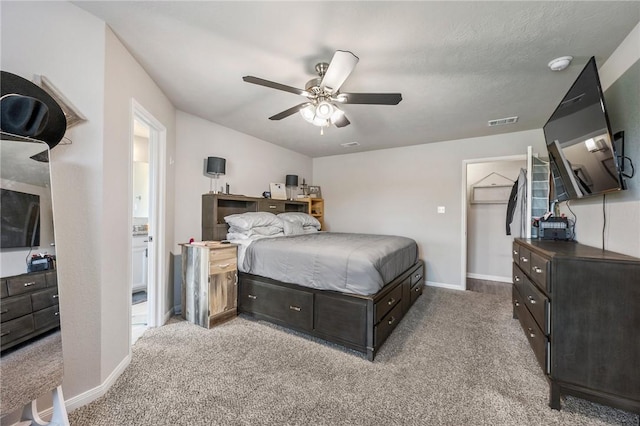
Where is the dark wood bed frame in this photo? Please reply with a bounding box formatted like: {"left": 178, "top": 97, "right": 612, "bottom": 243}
{"left": 202, "top": 193, "right": 425, "bottom": 360}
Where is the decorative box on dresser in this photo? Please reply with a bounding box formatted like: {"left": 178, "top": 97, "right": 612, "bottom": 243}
{"left": 1, "top": 270, "right": 60, "bottom": 352}
{"left": 512, "top": 238, "right": 640, "bottom": 414}
{"left": 181, "top": 242, "right": 238, "bottom": 328}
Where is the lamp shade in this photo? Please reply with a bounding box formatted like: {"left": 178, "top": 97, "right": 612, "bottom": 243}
{"left": 286, "top": 174, "right": 298, "bottom": 187}
{"left": 206, "top": 157, "right": 226, "bottom": 175}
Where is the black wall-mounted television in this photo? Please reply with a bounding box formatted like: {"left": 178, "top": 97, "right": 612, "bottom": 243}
{"left": 543, "top": 56, "right": 625, "bottom": 202}
{"left": 0, "top": 188, "right": 40, "bottom": 249}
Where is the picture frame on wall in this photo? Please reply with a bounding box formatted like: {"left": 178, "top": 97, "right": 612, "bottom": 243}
{"left": 269, "top": 182, "right": 287, "bottom": 200}
{"left": 308, "top": 185, "right": 322, "bottom": 198}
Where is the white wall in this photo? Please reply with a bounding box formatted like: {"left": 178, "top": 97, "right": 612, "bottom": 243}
{"left": 313, "top": 129, "right": 545, "bottom": 289}
{"left": 173, "top": 111, "right": 313, "bottom": 250}
{"left": 466, "top": 160, "right": 526, "bottom": 282}
{"left": 558, "top": 23, "right": 640, "bottom": 257}
{"left": 103, "top": 26, "right": 176, "bottom": 380}
{"left": 1, "top": 1, "right": 177, "bottom": 417}
{"left": 1, "top": 0, "right": 107, "bottom": 409}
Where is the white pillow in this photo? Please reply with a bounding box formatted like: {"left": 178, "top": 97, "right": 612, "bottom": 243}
{"left": 228, "top": 225, "right": 283, "bottom": 236}
{"left": 224, "top": 212, "right": 283, "bottom": 231}
{"left": 302, "top": 226, "right": 319, "bottom": 234}
{"left": 278, "top": 212, "right": 321, "bottom": 229}
{"left": 283, "top": 220, "right": 304, "bottom": 236}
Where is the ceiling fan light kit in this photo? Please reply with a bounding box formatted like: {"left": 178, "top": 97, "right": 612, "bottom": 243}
{"left": 243, "top": 50, "right": 402, "bottom": 133}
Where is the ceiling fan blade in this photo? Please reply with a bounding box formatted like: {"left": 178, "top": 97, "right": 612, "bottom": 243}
{"left": 338, "top": 92, "right": 402, "bottom": 105}
{"left": 320, "top": 50, "right": 359, "bottom": 93}
{"left": 268, "top": 103, "right": 312, "bottom": 120}
{"left": 243, "top": 76, "right": 311, "bottom": 97}
{"left": 333, "top": 113, "right": 350, "bottom": 128}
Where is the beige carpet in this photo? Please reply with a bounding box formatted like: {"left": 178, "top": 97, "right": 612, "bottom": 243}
{"left": 69, "top": 287, "right": 638, "bottom": 425}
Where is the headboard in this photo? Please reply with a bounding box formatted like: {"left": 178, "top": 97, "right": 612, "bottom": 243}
{"left": 202, "top": 193, "right": 309, "bottom": 240}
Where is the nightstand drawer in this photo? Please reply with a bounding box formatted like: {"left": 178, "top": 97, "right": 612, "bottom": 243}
{"left": 258, "top": 200, "right": 285, "bottom": 214}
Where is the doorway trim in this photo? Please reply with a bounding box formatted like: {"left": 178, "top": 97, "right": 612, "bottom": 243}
{"left": 130, "top": 99, "right": 167, "bottom": 333}
{"left": 461, "top": 154, "right": 526, "bottom": 291}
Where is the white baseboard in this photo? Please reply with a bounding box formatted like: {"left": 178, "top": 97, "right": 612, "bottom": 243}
{"left": 466, "top": 273, "right": 512, "bottom": 283}
{"left": 64, "top": 352, "right": 131, "bottom": 412}
{"left": 426, "top": 281, "right": 464, "bottom": 291}
{"left": 163, "top": 307, "right": 174, "bottom": 325}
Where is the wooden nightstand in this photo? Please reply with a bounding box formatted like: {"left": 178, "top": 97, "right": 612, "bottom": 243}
{"left": 181, "top": 242, "right": 238, "bottom": 328}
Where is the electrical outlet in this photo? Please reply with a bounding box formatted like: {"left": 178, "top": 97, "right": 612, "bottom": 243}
{"left": 437, "top": 206, "right": 446, "bottom": 214}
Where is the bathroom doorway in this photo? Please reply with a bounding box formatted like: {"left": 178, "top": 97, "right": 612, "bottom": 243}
{"left": 130, "top": 100, "right": 167, "bottom": 345}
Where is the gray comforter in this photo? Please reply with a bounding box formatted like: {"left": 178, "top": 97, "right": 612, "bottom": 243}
{"left": 242, "top": 232, "right": 418, "bottom": 296}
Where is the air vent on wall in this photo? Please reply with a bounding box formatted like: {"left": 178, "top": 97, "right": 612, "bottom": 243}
{"left": 340, "top": 141, "right": 360, "bottom": 147}
{"left": 488, "top": 116, "right": 519, "bottom": 127}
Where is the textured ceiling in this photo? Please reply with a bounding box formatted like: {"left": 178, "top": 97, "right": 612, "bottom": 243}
{"left": 75, "top": 1, "right": 639, "bottom": 158}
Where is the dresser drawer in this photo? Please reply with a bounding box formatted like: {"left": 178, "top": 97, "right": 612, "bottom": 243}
{"left": 513, "top": 288, "right": 547, "bottom": 373}
{"left": 512, "top": 242, "right": 521, "bottom": 264}
{"left": 6, "top": 273, "right": 46, "bottom": 296}
{"left": 33, "top": 305, "right": 60, "bottom": 330}
{"left": 374, "top": 300, "right": 403, "bottom": 347}
{"left": 514, "top": 265, "right": 549, "bottom": 335}
{"left": 517, "top": 246, "right": 532, "bottom": 273}
{"left": 239, "top": 279, "right": 313, "bottom": 331}
{"left": 1, "top": 314, "right": 35, "bottom": 346}
{"left": 529, "top": 252, "right": 550, "bottom": 294}
{"left": 374, "top": 283, "right": 402, "bottom": 324}
{"left": 1, "top": 294, "right": 32, "bottom": 322}
{"left": 45, "top": 270, "right": 58, "bottom": 287}
{"left": 31, "top": 287, "right": 60, "bottom": 311}
{"left": 0, "top": 278, "right": 7, "bottom": 298}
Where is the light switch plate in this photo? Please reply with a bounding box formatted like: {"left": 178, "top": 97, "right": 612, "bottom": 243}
{"left": 437, "top": 206, "right": 446, "bottom": 214}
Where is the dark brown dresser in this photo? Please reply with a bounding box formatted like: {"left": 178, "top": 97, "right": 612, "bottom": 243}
{"left": 1, "top": 270, "right": 60, "bottom": 352}
{"left": 512, "top": 238, "right": 639, "bottom": 414}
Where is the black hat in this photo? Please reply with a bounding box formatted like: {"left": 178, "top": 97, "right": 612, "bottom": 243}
{"left": 1, "top": 71, "right": 67, "bottom": 149}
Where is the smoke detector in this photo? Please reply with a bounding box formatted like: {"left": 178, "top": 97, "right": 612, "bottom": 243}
{"left": 548, "top": 56, "right": 573, "bottom": 71}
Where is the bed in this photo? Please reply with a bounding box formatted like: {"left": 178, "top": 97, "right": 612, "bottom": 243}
{"left": 202, "top": 194, "right": 425, "bottom": 360}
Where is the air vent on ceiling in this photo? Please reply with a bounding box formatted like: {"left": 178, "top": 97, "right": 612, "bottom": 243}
{"left": 340, "top": 141, "right": 360, "bottom": 147}
{"left": 488, "top": 116, "right": 519, "bottom": 127}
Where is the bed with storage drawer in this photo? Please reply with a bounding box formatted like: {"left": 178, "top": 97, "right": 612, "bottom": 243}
{"left": 201, "top": 194, "right": 425, "bottom": 360}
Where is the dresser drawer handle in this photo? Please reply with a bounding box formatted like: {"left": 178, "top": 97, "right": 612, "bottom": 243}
{"left": 387, "top": 298, "right": 396, "bottom": 306}
{"left": 414, "top": 287, "right": 421, "bottom": 292}
{"left": 289, "top": 305, "right": 301, "bottom": 312}
{"left": 24, "top": 281, "right": 36, "bottom": 287}
{"left": 53, "top": 294, "right": 59, "bottom": 299}
{"left": 520, "top": 257, "right": 529, "bottom": 263}
{"left": 513, "top": 250, "right": 518, "bottom": 255}
{"left": 55, "top": 312, "right": 60, "bottom": 316}
{"left": 414, "top": 274, "right": 422, "bottom": 280}
{"left": 533, "top": 267, "right": 543, "bottom": 274}
{"left": 247, "top": 294, "right": 257, "bottom": 300}
{"left": 527, "top": 328, "right": 535, "bottom": 339}
{"left": 514, "top": 300, "right": 520, "bottom": 307}
{"left": 514, "top": 276, "right": 520, "bottom": 282}
{"left": 527, "top": 295, "right": 536, "bottom": 304}
{"left": 388, "top": 316, "right": 396, "bottom": 326}
{"left": 1, "top": 331, "right": 10, "bottom": 337}
{"left": 268, "top": 205, "right": 277, "bottom": 209}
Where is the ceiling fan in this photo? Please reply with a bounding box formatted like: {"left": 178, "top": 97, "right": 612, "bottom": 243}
{"left": 243, "top": 50, "right": 402, "bottom": 133}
